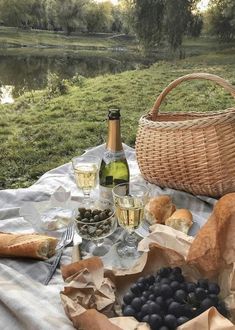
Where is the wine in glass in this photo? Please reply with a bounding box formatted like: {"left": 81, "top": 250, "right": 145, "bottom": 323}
{"left": 112, "top": 182, "right": 149, "bottom": 258}
{"left": 72, "top": 155, "right": 100, "bottom": 198}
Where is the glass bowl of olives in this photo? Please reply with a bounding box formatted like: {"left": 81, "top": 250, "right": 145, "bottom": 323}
{"left": 74, "top": 198, "right": 117, "bottom": 256}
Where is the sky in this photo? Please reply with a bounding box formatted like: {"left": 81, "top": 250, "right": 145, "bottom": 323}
{"left": 96, "top": 0, "right": 210, "bottom": 12}
{"left": 197, "top": 0, "right": 210, "bottom": 12}
{"left": 96, "top": 0, "right": 118, "bottom": 4}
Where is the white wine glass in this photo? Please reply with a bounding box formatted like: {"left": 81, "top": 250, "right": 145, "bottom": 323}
{"left": 72, "top": 155, "right": 100, "bottom": 199}
{"left": 112, "top": 182, "right": 149, "bottom": 259}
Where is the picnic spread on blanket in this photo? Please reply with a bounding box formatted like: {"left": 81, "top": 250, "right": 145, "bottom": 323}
{"left": 1, "top": 73, "right": 235, "bottom": 330}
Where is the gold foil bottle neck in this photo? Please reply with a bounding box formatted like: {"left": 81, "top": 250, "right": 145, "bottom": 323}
{"left": 106, "top": 110, "right": 123, "bottom": 152}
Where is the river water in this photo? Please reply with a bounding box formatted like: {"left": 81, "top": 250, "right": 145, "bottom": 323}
{"left": 0, "top": 50, "right": 151, "bottom": 104}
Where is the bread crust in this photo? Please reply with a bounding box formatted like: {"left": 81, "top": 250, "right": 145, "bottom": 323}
{"left": 165, "top": 209, "right": 193, "bottom": 234}
{"left": 145, "top": 195, "right": 176, "bottom": 224}
{"left": 0, "top": 232, "right": 58, "bottom": 260}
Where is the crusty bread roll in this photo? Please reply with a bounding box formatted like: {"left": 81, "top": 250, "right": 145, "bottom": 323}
{"left": 165, "top": 209, "right": 193, "bottom": 234}
{"left": 145, "top": 195, "right": 176, "bottom": 225}
{"left": 0, "top": 232, "right": 58, "bottom": 260}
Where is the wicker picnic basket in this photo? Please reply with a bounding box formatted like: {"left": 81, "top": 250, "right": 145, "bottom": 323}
{"left": 135, "top": 73, "right": 235, "bottom": 198}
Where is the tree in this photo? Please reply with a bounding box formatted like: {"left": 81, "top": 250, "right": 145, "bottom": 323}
{"left": 119, "top": 0, "right": 135, "bottom": 34}
{"left": 54, "top": 0, "right": 88, "bottom": 35}
{"left": 111, "top": 6, "right": 123, "bottom": 32}
{"left": 134, "top": 0, "right": 165, "bottom": 50}
{"left": 29, "top": 0, "right": 47, "bottom": 30}
{"left": 207, "top": 0, "right": 235, "bottom": 41}
{"left": 86, "top": 1, "right": 113, "bottom": 33}
{"left": 187, "top": 12, "right": 203, "bottom": 37}
{"left": 165, "top": 0, "right": 198, "bottom": 50}
{"left": 0, "top": 0, "right": 34, "bottom": 28}
{"left": 132, "top": 0, "right": 200, "bottom": 51}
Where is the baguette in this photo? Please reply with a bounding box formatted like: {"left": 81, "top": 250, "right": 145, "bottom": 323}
{"left": 0, "top": 232, "right": 58, "bottom": 260}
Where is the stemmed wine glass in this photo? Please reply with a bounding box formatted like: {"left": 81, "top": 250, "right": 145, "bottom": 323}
{"left": 72, "top": 155, "right": 100, "bottom": 199}
{"left": 74, "top": 198, "right": 117, "bottom": 256}
{"left": 112, "top": 182, "right": 149, "bottom": 259}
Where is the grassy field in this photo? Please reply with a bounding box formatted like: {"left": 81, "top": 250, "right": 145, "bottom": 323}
{"left": 0, "top": 32, "right": 235, "bottom": 189}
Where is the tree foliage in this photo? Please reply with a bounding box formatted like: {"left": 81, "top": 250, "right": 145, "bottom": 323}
{"left": 133, "top": 0, "right": 200, "bottom": 51}
{"left": 0, "top": 0, "right": 34, "bottom": 28}
{"left": 134, "top": 0, "right": 165, "bottom": 49}
{"left": 0, "top": 0, "right": 116, "bottom": 34}
{"left": 0, "top": 0, "right": 205, "bottom": 47}
{"left": 187, "top": 12, "right": 203, "bottom": 37}
{"left": 206, "top": 0, "right": 235, "bottom": 41}
{"left": 86, "top": 1, "right": 113, "bottom": 33}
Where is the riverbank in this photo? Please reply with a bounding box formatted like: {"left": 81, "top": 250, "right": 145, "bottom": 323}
{"left": 0, "top": 26, "right": 137, "bottom": 51}
{"left": 1, "top": 26, "right": 234, "bottom": 58}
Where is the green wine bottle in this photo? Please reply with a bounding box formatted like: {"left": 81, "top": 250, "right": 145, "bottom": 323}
{"left": 99, "top": 109, "right": 130, "bottom": 200}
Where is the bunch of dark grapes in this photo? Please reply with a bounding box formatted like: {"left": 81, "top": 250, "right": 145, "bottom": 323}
{"left": 122, "top": 267, "right": 229, "bottom": 330}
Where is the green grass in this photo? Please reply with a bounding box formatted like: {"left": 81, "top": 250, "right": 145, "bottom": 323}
{"left": 0, "top": 35, "right": 235, "bottom": 189}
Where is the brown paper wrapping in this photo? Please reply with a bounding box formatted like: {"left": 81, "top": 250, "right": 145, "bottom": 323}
{"left": 187, "top": 193, "right": 235, "bottom": 277}
{"left": 61, "top": 193, "right": 235, "bottom": 330}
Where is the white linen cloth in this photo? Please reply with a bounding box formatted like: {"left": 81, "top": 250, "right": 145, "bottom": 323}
{"left": 0, "top": 144, "right": 217, "bottom": 329}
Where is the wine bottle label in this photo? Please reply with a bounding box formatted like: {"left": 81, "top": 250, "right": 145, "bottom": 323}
{"left": 103, "top": 150, "right": 125, "bottom": 165}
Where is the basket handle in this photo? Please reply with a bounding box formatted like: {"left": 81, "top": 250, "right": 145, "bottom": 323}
{"left": 150, "top": 73, "right": 235, "bottom": 120}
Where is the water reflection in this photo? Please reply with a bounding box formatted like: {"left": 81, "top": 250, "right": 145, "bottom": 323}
{"left": 0, "top": 85, "right": 14, "bottom": 104}
{"left": 0, "top": 51, "right": 151, "bottom": 103}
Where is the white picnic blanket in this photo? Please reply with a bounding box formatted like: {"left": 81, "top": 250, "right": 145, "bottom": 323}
{"left": 0, "top": 144, "right": 217, "bottom": 330}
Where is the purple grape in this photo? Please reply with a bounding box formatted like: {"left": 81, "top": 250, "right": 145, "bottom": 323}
{"left": 168, "top": 301, "right": 184, "bottom": 317}
{"left": 142, "top": 314, "right": 150, "bottom": 323}
{"left": 148, "top": 301, "right": 161, "bottom": 314}
{"left": 170, "top": 281, "right": 180, "bottom": 292}
{"left": 160, "top": 284, "right": 173, "bottom": 298}
{"left": 123, "top": 305, "right": 136, "bottom": 317}
{"left": 177, "top": 316, "right": 190, "bottom": 325}
{"left": 142, "top": 290, "right": 150, "bottom": 298}
{"left": 165, "top": 298, "right": 174, "bottom": 307}
{"left": 209, "top": 294, "right": 219, "bottom": 304}
{"left": 200, "top": 298, "right": 215, "bottom": 311}
{"left": 164, "top": 314, "right": 177, "bottom": 328}
{"left": 174, "top": 289, "right": 187, "bottom": 303}
{"left": 137, "top": 282, "right": 146, "bottom": 291}
{"left": 153, "top": 285, "right": 161, "bottom": 296}
{"left": 155, "top": 296, "right": 165, "bottom": 308}
{"left": 172, "top": 267, "right": 182, "bottom": 275}
{"left": 149, "top": 294, "right": 155, "bottom": 301}
{"left": 149, "top": 314, "right": 163, "bottom": 329}
{"left": 195, "top": 287, "right": 207, "bottom": 301}
{"left": 186, "top": 282, "right": 197, "bottom": 293}
{"left": 187, "top": 292, "right": 199, "bottom": 307}
{"left": 158, "top": 267, "right": 172, "bottom": 277}
{"left": 146, "top": 274, "right": 155, "bottom": 285}
{"left": 208, "top": 282, "right": 220, "bottom": 295}
{"left": 141, "top": 303, "right": 150, "bottom": 316}
{"left": 197, "top": 279, "right": 209, "bottom": 289}
{"left": 176, "top": 274, "right": 185, "bottom": 283}
{"left": 130, "top": 283, "right": 141, "bottom": 295}
{"left": 141, "top": 296, "right": 147, "bottom": 304}
{"left": 131, "top": 297, "right": 142, "bottom": 312}
{"left": 161, "top": 278, "right": 170, "bottom": 285}
{"left": 123, "top": 291, "right": 135, "bottom": 305}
